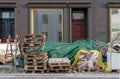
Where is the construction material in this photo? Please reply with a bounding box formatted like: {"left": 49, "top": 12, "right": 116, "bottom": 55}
{"left": 23, "top": 34, "right": 46, "bottom": 52}
{"left": 48, "top": 58, "right": 70, "bottom": 72}
{"left": 77, "top": 51, "right": 101, "bottom": 72}
{"left": 24, "top": 53, "right": 48, "bottom": 73}
{"left": 21, "top": 34, "right": 46, "bottom": 53}
{"left": 72, "top": 50, "right": 111, "bottom": 72}
{"left": 21, "top": 34, "right": 47, "bottom": 73}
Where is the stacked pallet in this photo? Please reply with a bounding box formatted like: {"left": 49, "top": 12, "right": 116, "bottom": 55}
{"left": 21, "top": 34, "right": 48, "bottom": 73}
{"left": 48, "top": 58, "right": 70, "bottom": 72}
{"left": 22, "top": 34, "right": 46, "bottom": 53}
{"left": 24, "top": 53, "right": 48, "bottom": 73}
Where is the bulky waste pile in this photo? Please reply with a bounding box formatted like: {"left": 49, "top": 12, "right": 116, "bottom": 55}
{"left": 0, "top": 34, "right": 113, "bottom": 73}
{"left": 16, "top": 39, "right": 111, "bottom": 73}
{"left": 71, "top": 50, "right": 106, "bottom": 73}
{"left": 77, "top": 51, "right": 101, "bottom": 72}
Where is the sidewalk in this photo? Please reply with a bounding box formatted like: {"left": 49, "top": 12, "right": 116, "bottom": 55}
{"left": 0, "top": 72, "right": 119, "bottom": 79}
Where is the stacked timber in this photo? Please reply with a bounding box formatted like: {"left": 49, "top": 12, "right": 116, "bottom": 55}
{"left": 21, "top": 34, "right": 48, "bottom": 73}
{"left": 48, "top": 58, "right": 70, "bottom": 72}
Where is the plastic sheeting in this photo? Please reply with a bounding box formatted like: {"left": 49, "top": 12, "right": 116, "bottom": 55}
{"left": 44, "top": 40, "right": 108, "bottom": 62}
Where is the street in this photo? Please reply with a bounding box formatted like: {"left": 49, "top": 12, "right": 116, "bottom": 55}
{"left": 0, "top": 72, "right": 119, "bottom": 79}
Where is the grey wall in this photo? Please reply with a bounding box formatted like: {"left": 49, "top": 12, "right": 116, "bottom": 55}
{"left": 0, "top": 0, "right": 120, "bottom": 42}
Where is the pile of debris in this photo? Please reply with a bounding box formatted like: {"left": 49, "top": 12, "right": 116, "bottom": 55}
{"left": 75, "top": 50, "right": 102, "bottom": 72}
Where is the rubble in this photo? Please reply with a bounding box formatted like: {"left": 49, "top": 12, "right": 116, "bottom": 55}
{"left": 75, "top": 50, "right": 102, "bottom": 72}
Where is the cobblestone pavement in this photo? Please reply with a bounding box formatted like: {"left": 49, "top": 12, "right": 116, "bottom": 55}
{"left": 0, "top": 72, "right": 119, "bottom": 79}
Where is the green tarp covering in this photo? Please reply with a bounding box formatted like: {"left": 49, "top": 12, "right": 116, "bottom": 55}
{"left": 44, "top": 40, "right": 108, "bottom": 62}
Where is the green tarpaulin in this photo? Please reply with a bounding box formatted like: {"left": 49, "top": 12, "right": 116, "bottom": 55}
{"left": 44, "top": 40, "right": 108, "bottom": 62}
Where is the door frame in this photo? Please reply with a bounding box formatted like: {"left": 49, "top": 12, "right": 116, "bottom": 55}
{"left": 109, "top": 8, "right": 120, "bottom": 41}
{"left": 70, "top": 8, "right": 88, "bottom": 42}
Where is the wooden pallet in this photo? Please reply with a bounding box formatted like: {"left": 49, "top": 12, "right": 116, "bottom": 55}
{"left": 24, "top": 53, "right": 48, "bottom": 58}
{"left": 24, "top": 62, "right": 36, "bottom": 66}
{"left": 24, "top": 39, "right": 44, "bottom": 43}
{"left": 21, "top": 34, "right": 46, "bottom": 53}
{"left": 48, "top": 62, "right": 70, "bottom": 73}
{"left": 21, "top": 47, "right": 40, "bottom": 53}
{"left": 25, "top": 70, "right": 46, "bottom": 73}
{"left": 23, "top": 34, "right": 43, "bottom": 39}
{"left": 36, "top": 62, "right": 47, "bottom": 66}
{"left": 24, "top": 65, "right": 35, "bottom": 70}
{"left": 23, "top": 34, "right": 46, "bottom": 43}
{"left": 49, "top": 62, "right": 70, "bottom": 67}
{"left": 24, "top": 65, "right": 47, "bottom": 73}
{"left": 36, "top": 66, "right": 47, "bottom": 70}
{"left": 24, "top": 62, "right": 48, "bottom": 68}
{"left": 24, "top": 58, "right": 48, "bottom": 66}
{"left": 49, "top": 68, "right": 69, "bottom": 73}
{"left": 22, "top": 42, "right": 41, "bottom": 47}
{"left": 36, "top": 56, "right": 48, "bottom": 61}
{"left": 24, "top": 53, "right": 48, "bottom": 73}
{"left": 49, "top": 66, "right": 69, "bottom": 70}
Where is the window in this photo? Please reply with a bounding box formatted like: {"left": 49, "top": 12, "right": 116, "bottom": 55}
{"left": 58, "top": 32, "right": 62, "bottom": 42}
{"left": 110, "top": 9, "right": 120, "bottom": 39}
{"left": 2, "top": 12, "right": 14, "bottom": 18}
{"left": 59, "top": 14, "right": 62, "bottom": 24}
{"left": 42, "top": 14, "right": 48, "bottom": 24}
{"left": 31, "top": 9, "right": 63, "bottom": 42}
{"left": 72, "top": 11, "right": 84, "bottom": 20}
{"left": 0, "top": 9, "right": 15, "bottom": 42}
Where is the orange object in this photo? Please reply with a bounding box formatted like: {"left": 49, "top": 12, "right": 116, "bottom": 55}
{"left": 0, "top": 38, "right": 2, "bottom": 44}
{"left": 6, "top": 38, "right": 10, "bottom": 43}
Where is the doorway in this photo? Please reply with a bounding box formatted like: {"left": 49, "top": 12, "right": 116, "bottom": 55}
{"left": 71, "top": 8, "right": 87, "bottom": 42}
{"left": 0, "top": 9, "right": 15, "bottom": 42}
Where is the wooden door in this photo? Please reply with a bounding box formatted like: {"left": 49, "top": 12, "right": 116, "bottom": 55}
{"left": 72, "top": 19, "right": 84, "bottom": 42}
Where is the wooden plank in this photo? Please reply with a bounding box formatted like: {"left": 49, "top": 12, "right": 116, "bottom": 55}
{"left": 49, "top": 62, "right": 70, "bottom": 67}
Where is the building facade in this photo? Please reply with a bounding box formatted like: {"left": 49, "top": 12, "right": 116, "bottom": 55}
{"left": 0, "top": 0, "right": 120, "bottom": 42}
